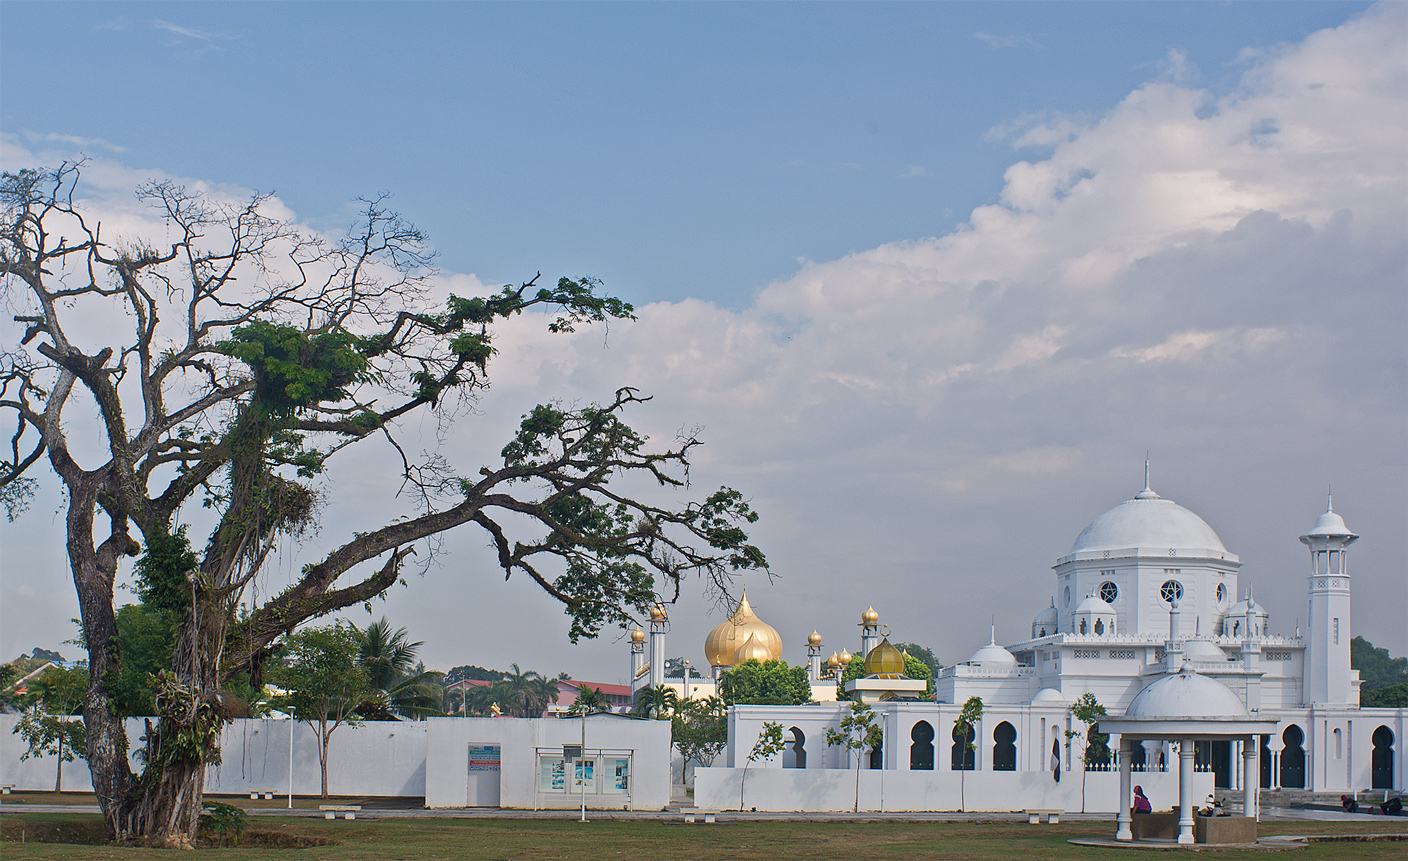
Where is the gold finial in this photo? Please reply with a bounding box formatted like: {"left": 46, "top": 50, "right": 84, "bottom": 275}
{"left": 630, "top": 628, "right": 645, "bottom": 643}
{"left": 808, "top": 630, "right": 823, "bottom": 646}
{"left": 861, "top": 606, "right": 879, "bottom": 625}
{"left": 826, "top": 651, "right": 840, "bottom": 668}
{"left": 838, "top": 648, "right": 853, "bottom": 665}
{"left": 649, "top": 603, "right": 668, "bottom": 622}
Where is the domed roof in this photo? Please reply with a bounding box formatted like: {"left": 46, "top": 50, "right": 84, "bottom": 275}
{"left": 705, "top": 592, "right": 782, "bottom": 667}
{"left": 1032, "top": 688, "right": 1068, "bottom": 705}
{"left": 1069, "top": 483, "right": 1226, "bottom": 556}
{"left": 1181, "top": 639, "right": 1228, "bottom": 662}
{"left": 1305, "top": 498, "right": 1356, "bottom": 539}
{"left": 1226, "top": 592, "right": 1267, "bottom": 617}
{"left": 649, "top": 603, "right": 668, "bottom": 622}
{"left": 630, "top": 628, "right": 645, "bottom": 643}
{"left": 864, "top": 638, "right": 907, "bottom": 677}
{"left": 1125, "top": 669, "right": 1249, "bottom": 719}
{"left": 733, "top": 632, "right": 773, "bottom": 664}
{"left": 967, "top": 634, "right": 1018, "bottom": 667}
{"left": 838, "top": 648, "right": 853, "bottom": 665}
{"left": 1034, "top": 602, "right": 1059, "bottom": 625}
{"left": 861, "top": 606, "right": 880, "bottom": 625}
{"left": 1074, "top": 594, "right": 1113, "bottom": 615}
{"left": 808, "top": 630, "right": 823, "bottom": 646}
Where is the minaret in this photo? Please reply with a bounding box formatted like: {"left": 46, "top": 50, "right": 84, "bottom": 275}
{"left": 806, "top": 630, "right": 824, "bottom": 681}
{"left": 648, "top": 604, "right": 668, "bottom": 690}
{"left": 1300, "top": 495, "right": 1358, "bottom": 707}
{"left": 629, "top": 627, "right": 646, "bottom": 688}
{"left": 1238, "top": 588, "right": 1262, "bottom": 712}
{"left": 1165, "top": 597, "right": 1184, "bottom": 672}
{"left": 859, "top": 607, "right": 880, "bottom": 658}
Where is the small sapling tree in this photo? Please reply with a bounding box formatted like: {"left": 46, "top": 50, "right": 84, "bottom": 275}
{"left": 955, "top": 695, "right": 984, "bottom": 812}
{"left": 270, "top": 624, "right": 371, "bottom": 798}
{"left": 826, "top": 701, "right": 883, "bottom": 812}
{"left": 739, "top": 721, "right": 785, "bottom": 810}
{"left": 1065, "top": 692, "right": 1108, "bottom": 813}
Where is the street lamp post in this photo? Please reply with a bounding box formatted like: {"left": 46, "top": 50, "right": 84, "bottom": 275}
{"left": 682, "top": 659, "right": 691, "bottom": 701}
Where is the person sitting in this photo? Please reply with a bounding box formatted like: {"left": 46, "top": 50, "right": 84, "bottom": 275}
{"left": 1341, "top": 795, "right": 1359, "bottom": 813}
{"left": 1132, "top": 785, "right": 1152, "bottom": 814}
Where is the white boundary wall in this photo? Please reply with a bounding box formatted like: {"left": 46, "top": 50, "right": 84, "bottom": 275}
{"left": 695, "top": 766, "right": 1205, "bottom": 813}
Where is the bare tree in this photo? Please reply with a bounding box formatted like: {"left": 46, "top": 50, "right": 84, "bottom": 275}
{"left": 0, "top": 164, "right": 766, "bottom": 847}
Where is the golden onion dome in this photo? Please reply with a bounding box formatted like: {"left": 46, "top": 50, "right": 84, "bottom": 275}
{"left": 864, "top": 637, "right": 907, "bottom": 677}
{"left": 630, "top": 627, "right": 645, "bottom": 643}
{"left": 861, "top": 606, "right": 880, "bottom": 625}
{"left": 704, "top": 592, "right": 783, "bottom": 668}
{"left": 733, "top": 632, "right": 773, "bottom": 664}
{"left": 826, "top": 651, "right": 840, "bottom": 668}
{"left": 838, "top": 648, "right": 853, "bottom": 665}
{"left": 808, "top": 630, "right": 823, "bottom": 646}
{"left": 649, "top": 603, "right": 668, "bottom": 622}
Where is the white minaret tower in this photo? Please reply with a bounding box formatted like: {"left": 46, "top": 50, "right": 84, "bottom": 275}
{"left": 1300, "top": 494, "right": 1358, "bottom": 707}
{"left": 648, "top": 604, "right": 668, "bottom": 690}
{"left": 629, "top": 627, "right": 646, "bottom": 689}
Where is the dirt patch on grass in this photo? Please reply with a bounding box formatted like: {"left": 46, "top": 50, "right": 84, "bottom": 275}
{"left": 0, "top": 816, "right": 108, "bottom": 845}
{"left": 239, "top": 828, "right": 340, "bottom": 848}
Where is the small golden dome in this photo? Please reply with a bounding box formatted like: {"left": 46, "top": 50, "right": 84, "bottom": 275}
{"left": 630, "top": 628, "right": 645, "bottom": 643}
{"left": 826, "top": 651, "right": 840, "bottom": 668}
{"left": 864, "top": 637, "right": 907, "bottom": 677}
{"left": 838, "top": 648, "right": 853, "bottom": 665}
{"left": 649, "top": 603, "right": 668, "bottom": 622}
{"left": 704, "top": 591, "right": 783, "bottom": 668}
{"left": 733, "top": 632, "right": 773, "bottom": 664}
{"left": 861, "top": 606, "right": 880, "bottom": 625}
{"left": 808, "top": 630, "right": 823, "bottom": 646}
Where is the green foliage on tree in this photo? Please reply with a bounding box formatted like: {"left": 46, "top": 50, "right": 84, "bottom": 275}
{"left": 106, "top": 604, "right": 176, "bottom": 716}
{"left": 671, "top": 696, "right": 728, "bottom": 776}
{"left": 197, "top": 801, "right": 247, "bottom": 847}
{"left": 826, "top": 701, "right": 884, "bottom": 812}
{"left": 1362, "top": 682, "right": 1408, "bottom": 708}
{"left": 718, "top": 659, "right": 811, "bottom": 706}
{"left": 633, "top": 684, "right": 679, "bottom": 719}
{"left": 354, "top": 618, "right": 443, "bottom": 720}
{"left": 1352, "top": 636, "right": 1408, "bottom": 690}
{"left": 269, "top": 624, "right": 371, "bottom": 798}
{"left": 1065, "top": 692, "right": 1108, "bottom": 813}
{"left": 892, "top": 643, "right": 942, "bottom": 679}
{"left": 740, "top": 721, "right": 786, "bottom": 810}
{"left": 12, "top": 663, "right": 90, "bottom": 791}
{"left": 445, "top": 665, "right": 510, "bottom": 685}
{"left": 836, "top": 651, "right": 935, "bottom": 701}
{"left": 954, "top": 695, "right": 984, "bottom": 811}
{"left": 567, "top": 685, "right": 613, "bottom": 715}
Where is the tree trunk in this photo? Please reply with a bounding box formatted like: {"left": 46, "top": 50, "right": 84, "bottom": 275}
{"left": 319, "top": 719, "right": 331, "bottom": 798}
{"left": 55, "top": 735, "right": 63, "bottom": 793}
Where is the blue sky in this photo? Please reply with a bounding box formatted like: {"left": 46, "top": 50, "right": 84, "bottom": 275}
{"left": 2, "top": 3, "right": 1404, "bottom": 678}
{"left": 2, "top": 2, "right": 1375, "bottom": 306}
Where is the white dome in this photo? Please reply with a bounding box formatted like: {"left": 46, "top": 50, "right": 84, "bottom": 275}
{"left": 1226, "top": 598, "right": 1267, "bottom": 617}
{"left": 1181, "top": 639, "right": 1228, "bottom": 662}
{"left": 1069, "top": 487, "right": 1226, "bottom": 556}
{"left": 967, "top": 642, "right": 1018, "bottom": 667}
{"left": 1306, "top": 506, "right": 1356, "bottom": 538}
{"left": 1074, "top": 594, "right": 1112, "bottom": 615}
{"left": 1032, "top": 688, "right": 1067, "bottom": 705}
{"left": 1125, "top": 670, "right": 1249, "bottom": 719}
{"left": 1032, "top": 602, "right": 1059, "bottom": 637}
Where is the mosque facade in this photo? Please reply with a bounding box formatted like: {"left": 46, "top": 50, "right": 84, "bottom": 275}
{"left": 645, "top": 478, "right": 1404, "bottom": 812}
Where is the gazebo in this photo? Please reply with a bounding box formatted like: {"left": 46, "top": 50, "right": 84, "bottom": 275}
{"left": 1098, "top": 666, "right": 1278, "bottom": 845}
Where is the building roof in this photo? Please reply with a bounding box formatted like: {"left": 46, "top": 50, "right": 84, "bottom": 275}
{"left": 1125, "top": 668, "right": 1248, "bottom": 719}
{"left": 1068, "top": 484, "right": 1227, "bottom": 557}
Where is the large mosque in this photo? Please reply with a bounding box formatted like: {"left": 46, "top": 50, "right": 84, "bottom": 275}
{"left": 639, "top": 476, "right": 1404, "bottom": 814}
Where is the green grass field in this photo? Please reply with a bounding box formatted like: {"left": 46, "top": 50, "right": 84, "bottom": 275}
{"left": 2, "top": 812, "right": 1405, "bottom": 860}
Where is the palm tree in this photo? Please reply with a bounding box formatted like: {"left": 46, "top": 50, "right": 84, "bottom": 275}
{"left": 633, "top": 684, "right": 678, "bottom": 719}
{"left": 491, "top": 664, "right": 559, "bottom": 717}
{"left": 568, "top": 685, "right": 613, "bottom": 715}
{"left": 355, "top": 618, "right": 444, "bottom": 719}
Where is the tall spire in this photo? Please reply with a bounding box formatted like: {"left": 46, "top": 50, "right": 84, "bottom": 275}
{"left": 1327, "top": 485, "right": 1333, "bottom": 512}
{"left": 1135, "top": 455, "right": 1160, "bottom": 499}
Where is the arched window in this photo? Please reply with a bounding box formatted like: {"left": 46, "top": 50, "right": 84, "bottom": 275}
{"left": 910, "top": 721, "right": 935, "bottom": 770}
{"left": 869, "top": 734, "right": 883, "bottom": 770}
{"left": 783, "top": 726, "right": 806, "bottom": 769}
{"left": 1079, "top": 619, "right": 1087, "bottom": 634}
{"left": 952, "top": 722, "right": 976, "bottom": 771}
{"left": 1373, "top": 726, "right": 1395, "bottom": 789}
{"left": 992, "top": 721, "right": 1017, "bottom": 771}
{"left": 1260, "top": 735, "right": 1272, "bottom": 788}
{"left": 1281, "top": 725, "right": 1306, "bottom": 789}
{"left": 1094, "top": 618, "right": 1105, "bottom": 635}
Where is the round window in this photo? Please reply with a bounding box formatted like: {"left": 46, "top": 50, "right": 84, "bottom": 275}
{"left": 1063, "top": 586, "right": 1071, "bottom": 606}
{"left": 1099, "top": 581, "right": 1117, "bottom": 603}
{"left": 1160, "top": 580, "right": 1184, "bottom": 604}
{"left": 1215, "top": 583, "right": 1227, "bottom": 603}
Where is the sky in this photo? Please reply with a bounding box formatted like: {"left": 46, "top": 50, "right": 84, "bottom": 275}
{"left": 1, "top": 2, "right": 1404, "bottom": 685}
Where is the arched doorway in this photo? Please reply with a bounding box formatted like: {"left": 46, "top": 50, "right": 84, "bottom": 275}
{"left": 868, "top": 740, "right": 883, "bottom": 770}
{"left": 1280, "top": 725, "right": 1305, "bottom": 789}
{"left": 1129, "top": 740, "right": 1147, "bottom": 771}
{"left": 1372, "top": 726, "right": 1395, "bottom": 789}
{"left": 1260, "top": 735, "right": 1272, "bottom": 788}
{"left": 910, "top": 721, "right": 935, "bottom": 770}
{"left": 992, "top": 721, "right": 1017, "bottom": 771}
{"left": 952, "top": 723, "right": 976, "bottom": 771}
{"left": 783, "top": 727, "right": 806, "bottom": 769}
{"left": 1210, "top": 740, "right": 1232, "bottom": 788}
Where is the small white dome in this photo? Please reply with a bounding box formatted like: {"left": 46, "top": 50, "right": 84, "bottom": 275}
{"left": 1034, "top": 603, "right": 1059, "bottom": 625}
{"left": 1074, "top": 594, "right": 1112, "bottom": 615}
{"left": 1070, "top": 490, "right": 1226, "bottom": 556}
{"left": 1181, "top": 639, "right": 1228, "bottom": 662}
{"left": 1226, "top": 598, "right": 1267, "bottom": 617}
{"left": 1306, "top": 508, "right": 1355, "bottom": 538}
{"left": 967, "top": 642, "right": 1018, "bottom": 667}
{"left": 1032, "top": 688, "right": 1067, "bottom": 705}
{"left": 1125, "top": 670, "right": 1249, "bottom": 719}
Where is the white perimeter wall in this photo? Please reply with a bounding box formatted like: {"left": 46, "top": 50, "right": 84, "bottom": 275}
{"left": 425, "top": 715, "right": 671, "bottom": 810}
{"left": 694, "top": 766, "right": 1207, "bottom": 813}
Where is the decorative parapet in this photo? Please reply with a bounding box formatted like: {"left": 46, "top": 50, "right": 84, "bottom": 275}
{"left": 937, "top": 665, "right": 1036, "bottom": 680}
{"left": 1054, "top": 546, "right": 1240, "bottom": 565}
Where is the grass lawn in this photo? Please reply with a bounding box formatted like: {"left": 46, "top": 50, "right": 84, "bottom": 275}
{"left": 1, "top": 814, "right": 1404, "bottom": 860}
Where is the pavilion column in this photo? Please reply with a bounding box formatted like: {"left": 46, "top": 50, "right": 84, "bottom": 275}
{"left": 1242, "top": 735, "right": 1258, "bottom": 821}
{"left": 1177, "top": 738, "right": 1195, "bottom": 845}
{"left": 1116, "top": 737, "right": 1133, "bottom": 841}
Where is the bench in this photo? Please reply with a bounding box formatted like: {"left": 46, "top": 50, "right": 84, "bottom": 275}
{"left": 318, "top": 804, "right": 362, "bottom": 820}
{"left": 1026, "top": 808, "right": 1062, "bottom": 824}
{"left": 249, "top": 790, "right": 275, "bottom": 800}
{"left": 681, "top": 807, "right": 718, "bottom": 823}
{"left": 1, "top": 785, "right": 15, "bottom": 795}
